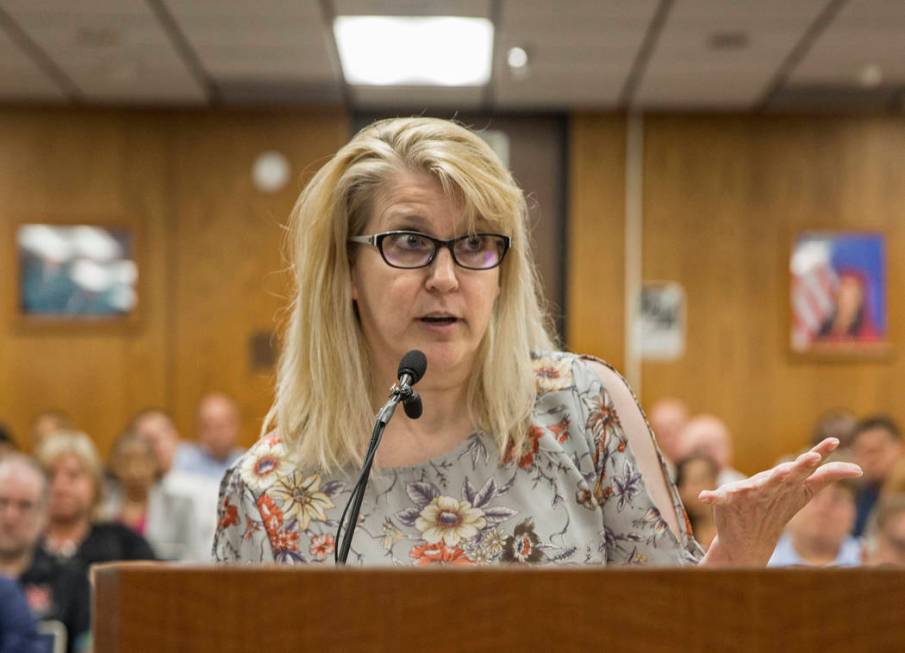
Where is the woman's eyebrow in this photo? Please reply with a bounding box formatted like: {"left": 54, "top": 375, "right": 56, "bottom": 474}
{"left": 384, "top": 213, "right": 431, "bottom": 229}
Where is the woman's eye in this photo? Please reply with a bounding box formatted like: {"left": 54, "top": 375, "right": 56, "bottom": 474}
{"left": 462, "top": 236, "right": 484, "bottom": 251}
{"left": 403, "top": 235, "right": 426, "bottom": 248}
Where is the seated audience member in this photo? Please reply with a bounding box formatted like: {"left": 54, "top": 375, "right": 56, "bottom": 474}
{"left": 0, "top": 577, "right": 42, "bottom": 653}
{"left": 173, "top": 393, "right": 244, "bottom": 481}
{"left": 0, "top": 455, "right": 89, "bottom": 653}
{"left": 36, "top": 432, "right": 155, "bottom": 568}
{"left": 680, "top": 415, "right": 746, "bottom": 486}
{"left": 850, "top": 416, "right": 903, "bottom": 536}
{"left": 862, "top": 494, "right": 905, "bottom": 566}
{"left": 29, "top": 411, "right": 72, "bottom": 454}
{"left": 883, "top": 457, "right": 905, "bottom": 496}
{"left": 104, "top": 430, "right": 201, "bottom": 561}
{"left": 132, "top": 408, "right": 221, "bottom": 560}
{"left": 810, "top": 408, "right": 858, "bottom": 450}
{"left": 675, "top": 454, "right": 719, "bottom": 548}
{"left": 648, "top": 398, "right": 690, "bottom": 476}
{"left": 768, "top": 465, "right": 860, "bottom": 567}
{"left": 0, "top": 424, "right": 17, "bottom": 459}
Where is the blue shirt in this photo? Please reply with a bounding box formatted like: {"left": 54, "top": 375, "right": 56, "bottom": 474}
{"left": 768, "top": 533, "right": 862, "bottom": 567}
{"left": 172, "top": 443, "right": 243, "bottom": 481}
{"left": 0, "top": 578, "right": 42, "bottom": 653}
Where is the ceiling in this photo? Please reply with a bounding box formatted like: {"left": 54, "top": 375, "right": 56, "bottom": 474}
{"left": 0, "top": 0, "right": 902, "bottom": 112}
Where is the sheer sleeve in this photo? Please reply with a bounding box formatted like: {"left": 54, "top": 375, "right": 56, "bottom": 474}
{"left": 572, "top": 356, "right": 704, "bottom": 566}
{"left": 212, "top": 462, "right": 275, "bottom": 563}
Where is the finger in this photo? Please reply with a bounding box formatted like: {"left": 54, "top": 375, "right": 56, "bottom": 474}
{"left": 805, "top": 462, "right": 863, "bottom": 494}
{"left": 784, "top": 451, "right": 823, "bottom": 485}
{"left": 809, "top": 437, "right": 840, "bottom": 458}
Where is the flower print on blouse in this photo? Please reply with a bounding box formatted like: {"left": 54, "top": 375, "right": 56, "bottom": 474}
{"left": 213, "top": 352, "right": 704, "bottom": 566}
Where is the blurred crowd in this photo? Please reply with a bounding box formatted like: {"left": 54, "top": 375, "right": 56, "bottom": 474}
{"left": 0, "top": 394, "right": 245, "bottom": 653}
{"left": 2, "top": 395, "right": 905, "bottom": 651}
{"left": 651, "top": 399, "right": 905, "bottom": 567}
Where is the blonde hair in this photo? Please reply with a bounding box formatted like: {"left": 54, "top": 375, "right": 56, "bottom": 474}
{"left": 35, "top": 430, "right": 105, "bottom": 514}
{"left": 264, "top": 117, "right": 555, "bottom": 471}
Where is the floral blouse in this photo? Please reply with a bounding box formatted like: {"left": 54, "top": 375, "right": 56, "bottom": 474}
{"left": 213, "top": 352, "right": 703, "bottom": 566}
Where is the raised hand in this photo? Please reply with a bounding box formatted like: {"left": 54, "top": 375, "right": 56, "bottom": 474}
{"left": 698, "top": 438, "right": 862, "bottom": 567}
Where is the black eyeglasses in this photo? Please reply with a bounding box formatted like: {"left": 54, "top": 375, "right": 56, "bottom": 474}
{"left": 349, "top": 231, "right": 511, "bottom": 270}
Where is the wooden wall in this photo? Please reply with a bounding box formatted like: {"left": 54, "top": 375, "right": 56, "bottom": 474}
{"left": 0, "top": 107, "right": 348, "bottom": 456}
{"left": 569, "top": 113, "right": 905, "bottom": 474}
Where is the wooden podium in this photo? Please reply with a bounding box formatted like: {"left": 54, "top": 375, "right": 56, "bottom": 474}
{"left": 94, "top": 564, "right": 905, "bottom": 652}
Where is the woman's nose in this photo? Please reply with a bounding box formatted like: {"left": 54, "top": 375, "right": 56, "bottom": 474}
{"left": 425, "top": 247, "right": 459, "bottom": 292}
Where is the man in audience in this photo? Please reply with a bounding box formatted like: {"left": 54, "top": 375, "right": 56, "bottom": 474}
{"left": 0, "top": 455, "right": 89, "bottom": 652}
{"left": 29, "top": 411, "right": 72, "bottom": 454}
{"left": 768, "top": 469, "right": 861, "bottom": 567}
{"left": 850, "top": 416, "right": 903, "bottom": 536}
{"left": 648, "top": 398, "right": 689, "bottom": 476}
{"left": 132, "top": 408, "right": 222, "bottom": 560}
{"left": 679, "top": 414, "right": 746, "bottom": 487}
{"left": 173, "top": 393, "right": 244, "bottom": 480}
{"left": 862, "top": 494, "right": 905, "bottom": 566}
{"left": 810, "top": 408, "right": 857, "bottom": 450}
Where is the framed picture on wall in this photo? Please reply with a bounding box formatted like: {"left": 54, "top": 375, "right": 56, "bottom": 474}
{"left": 14, "top": 223, "right": 140, "bottom": 326}
{"left": 790, "top": 231, "right": 889, "bottom": 357}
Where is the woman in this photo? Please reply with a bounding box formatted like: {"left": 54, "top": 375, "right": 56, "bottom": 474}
{"left": 104, "top": 430, "right": 201, "bottom": 561}
{"left": 213, "top": 117, "right": 860, "bottom": 566}
{"left": 676, "top": 454, "right": 720, "bottom": 548}
{"left": 36, "top": 431, "right": 156, "bottom": 567}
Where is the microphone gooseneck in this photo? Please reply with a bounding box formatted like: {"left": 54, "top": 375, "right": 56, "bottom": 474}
{"left": 335, "top": 350, "right": 427, "bottom": 564}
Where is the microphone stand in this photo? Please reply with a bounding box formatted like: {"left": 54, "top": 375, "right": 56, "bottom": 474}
{"left": 335, "top": 380, "right": 420, "bottom": 565}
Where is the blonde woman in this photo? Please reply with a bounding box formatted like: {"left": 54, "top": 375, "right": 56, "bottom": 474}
{"left": 213, "top": 117, "right": 860, "bottom": 566}
{"left": 37, "top": 431, "right": 155, "bottom": 567}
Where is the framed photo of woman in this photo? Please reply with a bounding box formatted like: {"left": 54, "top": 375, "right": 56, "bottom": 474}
{"left": 790, "top": 231, "right": 889, "bottom": 358}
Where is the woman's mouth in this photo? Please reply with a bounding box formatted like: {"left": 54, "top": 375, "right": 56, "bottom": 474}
{"left": 419, "top": 314, "right": 460, "bottom": 328}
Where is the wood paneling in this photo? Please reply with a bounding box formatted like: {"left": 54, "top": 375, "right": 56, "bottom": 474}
{"left": 168, "top": 110, "right": 348, "bottom": 446}
{"left": 568, "top": 113, "right": 905, "bottom": 474}
{"left": 0, "top": 108, "right": 348, "bottom": 455}
{"left": 0, "top": 109, "right": 171, "bottom": 455}
{"left": 641, "top": 115, "right": 905, "bottom": 474}
{"left": 566, "top": 115, "right": 626, "bottom": 370}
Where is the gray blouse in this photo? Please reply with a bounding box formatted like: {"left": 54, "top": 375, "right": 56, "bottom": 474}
{"left": 212, "top": 351, "right": 703, "bottom": 566}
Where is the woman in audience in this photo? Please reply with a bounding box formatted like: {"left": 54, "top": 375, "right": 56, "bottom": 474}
{"left": 768, "top": 458, "right": 861, "bottom": 567}
{"left": 862, "top": 494, "right": 905, "bottom": 566}
{"left": 675, "top": 454, "right": 719, "bottom": 548}
{"left": 36, "top": 432, "right": 155, "bottom": 568}
{"left": 104, "top": 430, "right": 201, "bottom": 561}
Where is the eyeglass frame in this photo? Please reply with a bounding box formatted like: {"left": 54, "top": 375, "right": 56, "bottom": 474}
{"left": 348, "top": 230, "right": 511, "bottom": 270}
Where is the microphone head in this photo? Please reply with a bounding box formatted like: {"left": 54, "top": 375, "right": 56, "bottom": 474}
{"left": 403, "top": 393, "right": 423, "bottom": 419}
{"left": 397, "top": 350, "right": 427, "bottom": 385}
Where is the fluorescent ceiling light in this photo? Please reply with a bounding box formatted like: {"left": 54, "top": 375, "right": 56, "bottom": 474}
{"left": 334, "top": 16, "right": 493, "bottom": 86}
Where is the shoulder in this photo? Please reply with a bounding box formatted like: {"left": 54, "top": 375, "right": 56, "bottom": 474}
{"left": 226, "top": 432, "right": 296, "bottom": 495}
{"left": 531, "top": 350, "right": 629, "bottom": 400}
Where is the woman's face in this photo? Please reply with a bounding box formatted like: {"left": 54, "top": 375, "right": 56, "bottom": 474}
{"left": 112, "top": 439, "right": 158, "bottom": 497}
{"left": 48, "top": 453, "right": 95, "bottom": 522}
{"left": 678, "top": 458, "right": 718, "bottom": 517}
{"left": 351, "top": 170, "right": 502, "bottom": 388}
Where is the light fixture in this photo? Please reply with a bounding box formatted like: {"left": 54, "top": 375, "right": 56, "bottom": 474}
{"left": 507, "top": 46, "right": 528, "bottom": 69}
{"left": 858, "top": 64, "right": 883, "bottom": 88}
{"left": 333, "top": 16, "right": 493, "bottom": 86}
{"left": 252, "top": 151, "right": 291, "bottom": 193}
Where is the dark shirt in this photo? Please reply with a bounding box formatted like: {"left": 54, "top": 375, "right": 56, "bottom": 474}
{"left": 853, "top": 482, "right": 881, "bottom": 537}
{"left": 18, "top": 548, "right": 90, "bottom": 653}
{"left": 68, "top": 522, "right": 156, "bottom": 568}
{"left": 44, "top": 521, "right": 156, "bottom": 570}
{"left": 0, "top": 577, "right": 42, "bottom": 653}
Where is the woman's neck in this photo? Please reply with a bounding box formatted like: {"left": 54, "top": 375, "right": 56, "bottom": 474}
{"left": 46, "top": 516, "right": 90, "bottom": 550}
{"left": 790, "top": 532, "right": 844, "bottom": 566}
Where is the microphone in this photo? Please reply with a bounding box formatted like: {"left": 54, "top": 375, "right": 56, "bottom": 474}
{"left": 335, "top": 350, "right": 428, "bottom": 564}
{"left": 396, "top": 350, "right": 426, "bottom": 420}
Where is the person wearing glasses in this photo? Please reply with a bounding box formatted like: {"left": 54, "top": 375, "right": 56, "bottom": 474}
{"left": 213, "top": 117, "right": 860, "bottom": 567}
